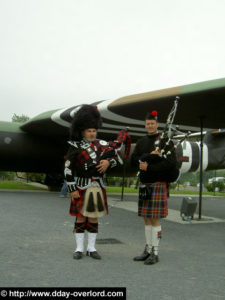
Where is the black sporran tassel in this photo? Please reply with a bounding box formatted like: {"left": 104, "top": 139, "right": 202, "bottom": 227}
{"left": 97, "top": 192, "right": 104, "bottom": 212}
{"left": 86, "top": 192, "right": 95, "bottom": 212}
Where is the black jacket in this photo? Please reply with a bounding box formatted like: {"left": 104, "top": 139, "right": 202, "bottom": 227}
{"left": 131, "top": 133, "right": 178, "bottom": 183}
{"left": 64, "top": 138, "right": 119, "bottom": 192}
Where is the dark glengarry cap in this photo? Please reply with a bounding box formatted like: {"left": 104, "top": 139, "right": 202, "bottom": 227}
{"left": 70, "top": 104, "right": 102, "bottom": 140}
{"left": 145, "top": 110, "right": 158, "bottom": 121}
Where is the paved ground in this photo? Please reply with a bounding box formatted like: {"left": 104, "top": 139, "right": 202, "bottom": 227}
{"left": 0, "top": 190, "right": 225, "bottom": 300}
{"left": 113, "top": 192, "right": 225, "bottom": 220}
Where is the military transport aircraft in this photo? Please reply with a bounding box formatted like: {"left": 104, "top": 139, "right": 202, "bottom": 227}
{"left": 0, "top": 77, "right": 225, "bottom": 188}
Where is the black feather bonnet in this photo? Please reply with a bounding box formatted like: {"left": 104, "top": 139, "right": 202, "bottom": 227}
{"left": 70, "top": 104, "right": 102, "bottom": 140}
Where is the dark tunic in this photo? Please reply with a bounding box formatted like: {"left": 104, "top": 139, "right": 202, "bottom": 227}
{"left": 65, "top": 138, "right": 119, "bottom": 217}
{"left": 131, "top": 133, "right": 177, "bottom": 218}
{"left": 131, "top": 133, "right": 178, "bottom": 183}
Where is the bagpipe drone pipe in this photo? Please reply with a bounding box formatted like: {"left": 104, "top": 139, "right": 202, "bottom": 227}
{"left": 86, "top": 128, "right": 131, "bottom": 177}
{"left": 138, "top": 97, "right": 191, "bottom": 183}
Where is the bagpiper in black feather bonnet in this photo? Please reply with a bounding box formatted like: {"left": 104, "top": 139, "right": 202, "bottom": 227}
{"left": 70, "top": 104, "right": 102, "bottom": 141}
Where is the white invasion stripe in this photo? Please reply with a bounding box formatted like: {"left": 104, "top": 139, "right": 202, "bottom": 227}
{"left": 98, "top": 128, "right": 123, "bottom": 135}
{"left": 196, "top": 143, "right": 208, "bottom": 172}
{"left": 102, "top": 122, "right": 146, "bottom": 132}
{"left": 50, "top": 99, "right": 211, "bottom": 132}
{"left": 180, "top": 141, "right": 192, "bottom": 173}
{"left": 99, "top": 128, "right": 144, "bottom": 136}
{"left": 174, "top": 131, "right": 207, "bottom": 139}
{"left": 176, "top": 124, "right": 211, "bottom": 132}
{"left": 99, "top": 99, "right": 209, "bottom": 132}
{"left": 103, "top": 119, "right": 172, "bottom": 133}
{"left": 51, "top": 107, "right": 71, "bottom": 127}
{"left": 98, "top": 99, "right": 144, "bottom": 125}
{"left": 70, "top": 106, "right": 82, "bottom": 118}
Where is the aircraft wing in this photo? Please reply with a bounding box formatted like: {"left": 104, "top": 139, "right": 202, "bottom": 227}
{"left": 1, "top": 77, "right": 225, "bottom": 176}
{"left": 20, "top": 77, "right": 225, "bottom": 142}
{"left": 107, "top": 77, "right": 225, "bottom": 133}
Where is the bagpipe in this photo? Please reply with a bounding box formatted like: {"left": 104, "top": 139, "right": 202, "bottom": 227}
{"left": 99, "top": 128, "right": 131, "bottom": 163}
{"left": 138, "top": 97, "right": 191, "bottom": 183}
{"left": 87, "top": 128, "right": 131, "bottom": 177}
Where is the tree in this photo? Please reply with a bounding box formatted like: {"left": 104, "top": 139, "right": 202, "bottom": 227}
{"left": 12, "top": 114, "right": 29, "bottom": 123}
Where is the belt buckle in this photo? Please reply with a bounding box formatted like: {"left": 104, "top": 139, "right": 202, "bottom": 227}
{"left": 91, "top": 181, "right": 99, "bottom": 187}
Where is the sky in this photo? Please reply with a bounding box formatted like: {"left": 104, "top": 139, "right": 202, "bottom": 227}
{"left": 0, "top": 0, "right": 225, "bottom": 122}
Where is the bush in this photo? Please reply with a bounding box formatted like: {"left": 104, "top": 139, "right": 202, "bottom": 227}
{"left": 206, "top": 181, "right": 225, "bottom": 192}
{"left": 170, "top": 182, "right": 178, "bottom": 189}
{"left": 0, "top": 171, "right": 15, "bottom": 180}
{"left": 26, "top": 173, "right": 45, "bottom": 183}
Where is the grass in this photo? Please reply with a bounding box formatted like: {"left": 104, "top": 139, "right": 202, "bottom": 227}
{"left": 169, "top": 189, "right": 225, "bottom": 197}
{"left": 106, "top": 186, "right": 225, "bottom": 197}
{"left": 0, "top": 181, "right": 225, "bottom": 197}
{"left": 106, "top": 186, "right": 137, "bottom": 193}
{"left": 0, "top": 180, "right": 47, "bottom": 191}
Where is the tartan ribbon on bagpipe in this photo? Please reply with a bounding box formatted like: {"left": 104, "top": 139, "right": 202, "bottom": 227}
{"left": 115, "top": 129, "right": 131, "bottom": 159}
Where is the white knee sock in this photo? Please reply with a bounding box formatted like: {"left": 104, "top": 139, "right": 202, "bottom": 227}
{"left": 74, "top": 233, "right": 84, "bottom": 252}
{"left": 87, "top": 232, "right": 97, "bottom": 252}
{"left": 152, "top": 226, "right": 162, "bottom": 255}
{"left": 145, "top": 225, "right": 153, "bottom": 253}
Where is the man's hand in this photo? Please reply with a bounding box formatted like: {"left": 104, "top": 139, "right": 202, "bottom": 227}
{"left": 139, "top": 161, "right": 148, "bottom": 171}
{"left": 151, "top": 150, "right": 161, "bottom": 155}
{"left": 96, "top": 159, "right": 110, "bottom": 173}
{"left": 71, "top": 190, "right": 80, "bottom": 199}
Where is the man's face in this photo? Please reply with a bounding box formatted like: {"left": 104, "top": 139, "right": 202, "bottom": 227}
{"left": 82, "top": 128, "right": 97, "bottom": 142}
{"left": 145, "top": 119, "right": 158, "bottom": 135}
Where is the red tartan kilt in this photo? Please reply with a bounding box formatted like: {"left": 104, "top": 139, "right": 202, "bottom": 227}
{"left": 69, "top": 187, "right": 108, "bottom": 217}
{"left": 138, "top": 182, "right": 168, "bottom": 218}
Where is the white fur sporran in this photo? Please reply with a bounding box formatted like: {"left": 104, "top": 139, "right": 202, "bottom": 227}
{"left": 82, "top": 187, "right": 107, "bottom": 218}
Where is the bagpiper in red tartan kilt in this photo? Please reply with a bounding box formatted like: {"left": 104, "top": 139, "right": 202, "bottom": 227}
{"left": 64, "top": 104, "right": 131, "bottom": 260}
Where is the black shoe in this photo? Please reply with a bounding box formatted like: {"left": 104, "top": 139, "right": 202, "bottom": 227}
{"left": 133, "top": 245, "right": 151, "bottom": 261}
{"left": 144, "top": 252, "right": 159, "bottom": 265}
{"left": 73, "top": 251, "right": 83, "bottom": 260}
{"left": 86, "top": 251, "right": 101, "bottom": 259}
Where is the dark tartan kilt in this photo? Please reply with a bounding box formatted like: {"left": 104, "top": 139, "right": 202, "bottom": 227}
{"left": 138, "top": 182, "right": 168, "bottom": 218}
{"left": 69, "top": 187, "right": 108, "bottom": 217}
